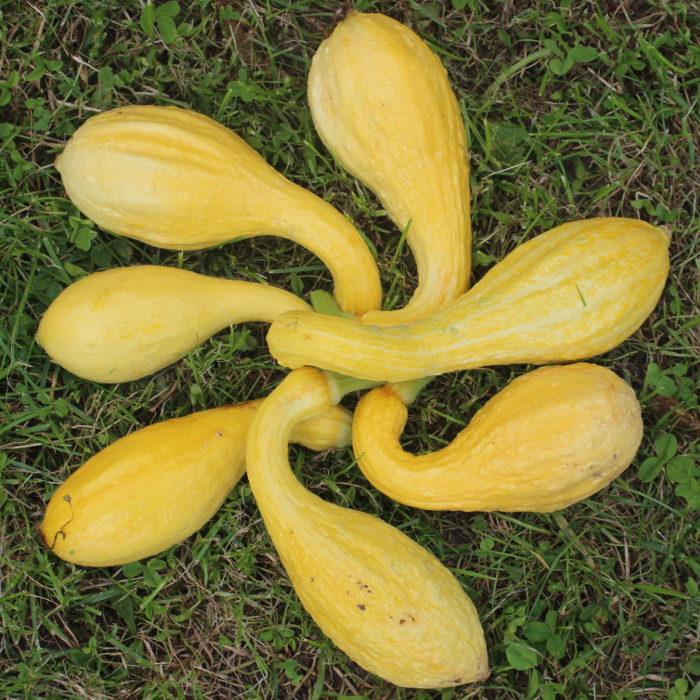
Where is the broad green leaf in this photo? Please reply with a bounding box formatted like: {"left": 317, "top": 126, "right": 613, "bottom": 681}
{"left": 542, "top": 686, "right": 557, "bottom": 700}
{"left": 91, "top": 244, "right": 113, "bottom": 267}
{"left": 524, "top": 621, "right": 551, "bottom": 643}
{"left": 122, "top": 561, "right": 145, "bottom": 578}
{"left": 74, "top": 228, "right": 96, "bottom": 251}
{"left": 527, "top": 669, "right": 540, "bottom": 699}
{"left": 480, "top": 536, "right": 495, "bottom": 551}
{"left": 666, "top": 456, "right": 695, "bottom": 483}
{"left": 543, "top": 39, "right": 564, "bottom": 58}
{"left": 655, "top": 434, "right": 678, "bottom": 461}
{"left": 157, "top": 15, "right": 178, "bottom": 44}
{"left": 140, "top": 2, "right": 155, "bottom": 36}
{"left": 646, "top": 361, "right": 663, "bottom": 385}
{"left": 638, "top": 456, "right": 664, "bottom": 482}
{"left": 98, "top": 66, "right": 113, "bottom": 83}
{"left": 656, "top": 374, "right": 678, "bottom": 397}
{"left": 155, "top": 0, "right": 180, "bottom": 17}
{"left": 52, "top": 398, "right": 71, "bottom": 417}
{"left": 569, "top": 45, "right": 599, "bottom": 63}
{"left": 26, "top": 64, "right": 46, "bottom": 81}
{"left": 550, "top": 57, "right": 575, "bottom": 76}
{"left": 506, "top": 642, "right": 540, "bottom": 670}
{"left": 545, "top": 610, "right": 559, "bottom": 631}
{"left": 63, "top": 261, "right": 88, "bottom": 277}
{"left": 547, "top": 633, "right": 567, "bottom": 659}
{"left": 675, "top": 478, "right": 700, "bottom": 508}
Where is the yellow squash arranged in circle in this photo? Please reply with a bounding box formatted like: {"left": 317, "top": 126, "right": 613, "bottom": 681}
{"left": 246, "top": 367, "right": 489, "bottom": 689}
{"left": 36, "top": 265, "right": 312, "bottom": 383}
{"left": 55, "top": 104, "right": 382, "bottom": 316}
{"left": 308, "top": 11, "right": 471, "bottom": 324}
{"left": 268, "top": 218, "right": 670, "bottom": 381}
{"left": 41, "top": 398, "right": 353, "bottom": 567}
{"left": 353, "top": 363, "right": 643, "bottom": 512}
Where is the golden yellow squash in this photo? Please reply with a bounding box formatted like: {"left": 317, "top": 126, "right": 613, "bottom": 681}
{"left": 54, "top": 105, "right": 381, "bottom": 315}
{"left": 353, "top": 363, "right": 643, "bottom": 512}
{"left": 246, "top": 367, "right": 489, "bottom": 689}
{"left": 36, "top": 265, "right": 311, "bottom": 383}
{"left": 308, "top": 11, "right": 471, "bottom": 324}
{"left": 41, "top": 398, "right": 353, "bottom": 567}
{"left": 268, "top": 218, "right": 670, "bottom": 381}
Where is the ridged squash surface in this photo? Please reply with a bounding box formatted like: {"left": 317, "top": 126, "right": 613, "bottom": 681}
{"left": 353, "top": 364, "right": 643, "bottom": 512}
{"left": 54, "top": 105, "right": 381, "bottom": 315}
{"left": 268, "top": 218, "right": 670, "bottom": 381}
{"left": 308, "top": 12, "right": 471, "bottom": 325}
{"left": 41, "top": 399, "right": 352, "bottom": 567}
{"left": 36, "top": 265, "right": 311, "bottom": 383}
{"left": 246, "top": 367, "right": 489, "bottom": 689}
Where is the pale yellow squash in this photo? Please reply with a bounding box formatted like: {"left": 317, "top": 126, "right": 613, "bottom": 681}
{"left": 246, "top": 367, "right": 489, "bottom": 689}
{"left": 268, "top": 218, "right": 670, "bottom": 381}
{"left": 54, "top": 105, "right": 381, "bottom": 315}
{"left": 353, "top": 363, "right": 643, "bottom": 512}
{"left": 41, "top": 398, "right": 353, "bottom": 567}
{"left": 36, "top": 265, "right": 311, "bottom": 383}
{"left": 308, "top": 12, "right": 471, "bottom": 325}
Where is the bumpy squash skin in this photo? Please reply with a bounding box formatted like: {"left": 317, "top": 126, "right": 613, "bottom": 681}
{"left": 41, "top": 400, "right": 353, "bottom": 567}
{"left": 268, "top": 218, "right": 670, "bottom": 381}
{"left": 246, "top": 367, "right": 489, "bottom": 689}
{"left": 54, "top": 105, "right": 381, "bottom": 315}
{"left": 36, "top": 266, "right": 312, "bottom": 383}
{"left": 353, "top": 364, "right": 643, "bottom": 512}
{"left": 308, "top": 12, "right": 471, "bottom": 325}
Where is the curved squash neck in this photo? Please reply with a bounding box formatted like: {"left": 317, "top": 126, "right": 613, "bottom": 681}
{"left": 246, "top": 368, "right": 331, "bottom": 511}
{"left": 246, "top": 368, "right": 380, "bottom": 515}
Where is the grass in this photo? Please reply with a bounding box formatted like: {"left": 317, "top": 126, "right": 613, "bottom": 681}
{"left": 1, "top": 0, "right": 699, "bottom": 697}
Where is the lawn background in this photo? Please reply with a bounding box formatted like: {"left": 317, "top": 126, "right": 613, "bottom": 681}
{"left": 1, "top": 0, "right": 699, "bottom": 698}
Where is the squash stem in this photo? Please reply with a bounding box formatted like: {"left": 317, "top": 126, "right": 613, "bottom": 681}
{"left": 322, "top": 371, "right": 383, "bottom": 405}
{"left": 390, "top": 376, "right": 435, "bottom": 405}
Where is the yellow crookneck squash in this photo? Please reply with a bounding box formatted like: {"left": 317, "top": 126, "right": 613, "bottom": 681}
{"left": 308, "top": 11, "right": 471, "bottom": 325}
{"left": 54, "top": 104, "right": 381, "bottom": 316}
{"left": 353, "top": 363, "right": 643, "bottom": 512}
{"left": 36, "top": 265, "right": 312, "bottom": 383}
{"left": 268, "top": 218, "right": 670, "bottom": 381}
{"left": 245, "top": 366, "right": 489, "bottom": 689}
{"left": 41, "top": 398, "right": 353, "bottom": 567}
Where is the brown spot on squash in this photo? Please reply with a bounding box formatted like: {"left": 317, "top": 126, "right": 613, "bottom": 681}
{"left": 357, "top": 604, "right": 365, "bottom": 611}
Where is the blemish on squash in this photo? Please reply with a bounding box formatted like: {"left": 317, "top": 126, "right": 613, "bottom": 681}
{"left": 50, "top": 494, "right": 75, "bottom": 549}
{"left": 215, "top": 431, "right": 223, "bottom": 437}
{"left": 356, "top": 604, "right": 366, "bottom": 611}
{"left": 310, "top": 577, "right": 315, "bottom": 582}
